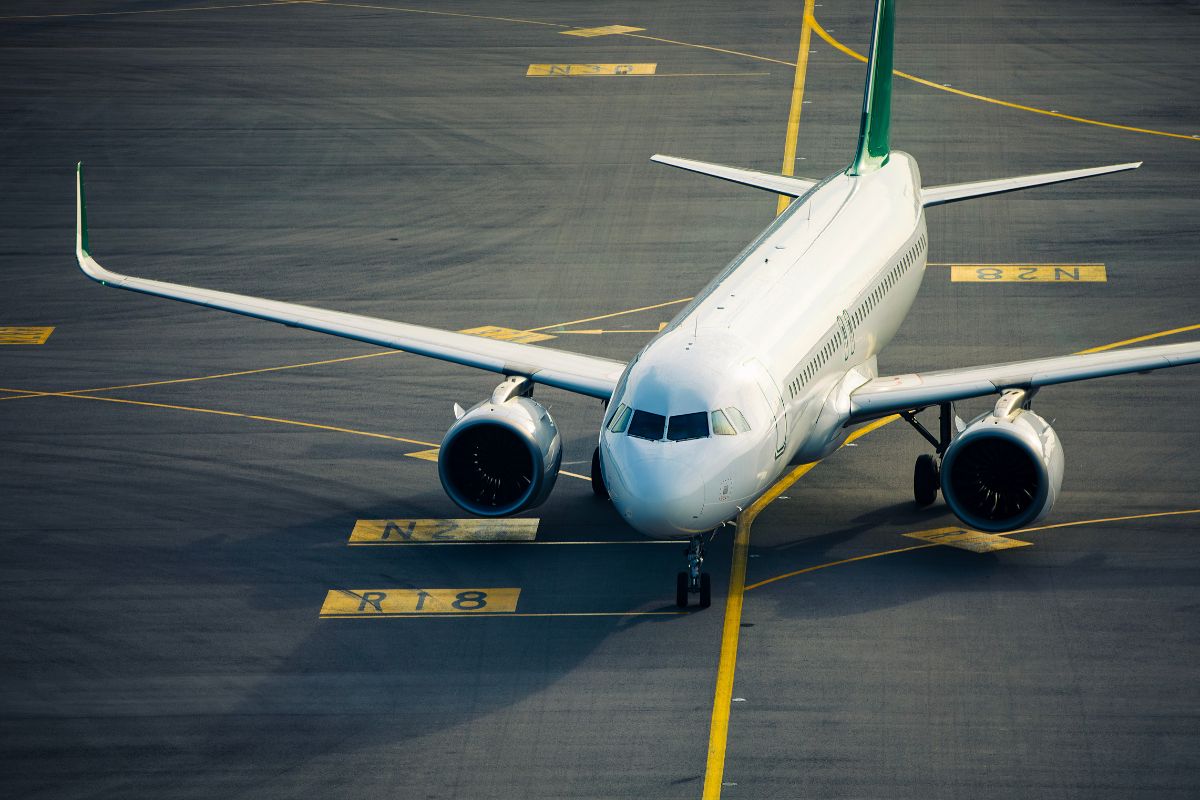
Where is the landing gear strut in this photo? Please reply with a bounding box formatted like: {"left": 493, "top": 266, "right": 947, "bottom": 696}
{"left": 900, "top": 402, "right": 957, "bottom": 507}
{"left": 676, "top": 534, "right": 711, "bottom": 609}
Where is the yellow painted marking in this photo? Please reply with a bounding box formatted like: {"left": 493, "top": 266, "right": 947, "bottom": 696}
{"left": 775, "top": 0, "right": 817, "bottom": 217}
{"left": 0, "top": 387, "right": 439, "bottom": 447}
{"left": 320, "top": 588, "right": 520, "bottom": 616}
{"left": 623, "top": 33, "right": 798, "bottom": 68}
{"left": 902, "top": 526, "right": 1032, "bottom": 552}
{"left": 0, "top": 327, "right": 54, "bottom": 345}
{"left": 317, "top": 2, "right": 569, "bottom": 29}
{"left": 457, "top": 325, "right": 556, "bottom": 344}
{"left": 1075, "top": 323, "right": 1200, "bottom": 354}
{"left": 405, "top": 448, "right": 441, "bottom": 462}
{"left": 325, "top": 610, "right": 687, "bottom": 619}
{"left": 748, "top": 508, "right": 1200, "bottom": 592}
{"left": 808, "top": 16, "right": 1199, "bottom": 143}
{"left": 527, "top": 63, "right": 656, "bottom": 77}
{"left": 561, "top": 25, "right": 644, "bottom": 37}
{"left": 555, "top": 322, "right": 667, "bottom": 335}
{"left": 0, "top": 1, "right": 307, "bottom": 21}
{"left": 350, "top": 518, "right": 539, "bottom": 544}
{"left": 0, "top": 349, "right": 402, "bottom": 401}
{"left": 529, "top": 298, "right": 691, "bottom": 333}
{"left": 950, "top": 264, "right": 1107, "bottom": 283}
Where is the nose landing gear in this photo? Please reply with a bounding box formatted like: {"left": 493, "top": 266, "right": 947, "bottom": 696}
{"left": 676, "top": 534, "right": 712, "bottom": 608}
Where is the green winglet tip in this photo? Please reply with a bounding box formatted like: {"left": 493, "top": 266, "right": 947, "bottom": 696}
{"left": 76, "top": 161, "right": 89, "bottom": 255}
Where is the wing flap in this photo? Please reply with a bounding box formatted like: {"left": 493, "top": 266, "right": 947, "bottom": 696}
{"left": 75, "top": 164, "right": 625, "bottom": 400}
{"left": 650, "top": 154, "right": 817, "bottom": 197}
{"left": 850, "top": 340, "right": 1200, "bottom": 420}
{"left": 921, "top": 162, "right": 1142, "bottom": 207}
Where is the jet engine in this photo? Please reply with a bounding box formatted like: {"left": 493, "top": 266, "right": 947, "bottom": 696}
{"left": 438, "top": 376, "right": 562, "bottom": 517}
{"left": 939, "top": 389, "right": 1064, "bottom": 532}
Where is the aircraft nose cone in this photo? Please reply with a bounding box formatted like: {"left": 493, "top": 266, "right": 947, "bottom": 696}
{"left": 619, "top": 457, "right": 707, "bottom": 537}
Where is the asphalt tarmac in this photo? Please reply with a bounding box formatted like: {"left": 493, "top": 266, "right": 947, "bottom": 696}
{"left": 1, "top": 1, "right": 1198, "bottom": 798}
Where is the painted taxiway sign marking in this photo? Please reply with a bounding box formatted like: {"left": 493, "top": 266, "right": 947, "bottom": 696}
{"left": 349, "top": 518, "right": 539, "bottom": 544}
{"left": 561, "top": 25, "right": 644, "bottom": 37}
{"left": 320, "top": 588, "right": 520, "bottom": 617}
{"left": 458, "top": 325, "right": 555, "bottom": 344}
{"left": 0, "top": 326, "right": 54, "bottom": 344}
{"left": 527, "top": 63, "right": 656, "bottom": 77}
{"left": 903, "top": 526, "right": 1032, "bottom": 553}
{"left": 946, "top": 264, "right": 1107, "bottom": 283}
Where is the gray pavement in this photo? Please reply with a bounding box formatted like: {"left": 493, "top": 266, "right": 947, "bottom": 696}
{"left": 1, "top": 1, "right": 1197, "bottom": 798}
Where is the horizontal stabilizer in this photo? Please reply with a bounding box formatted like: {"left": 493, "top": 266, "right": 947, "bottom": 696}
{"left": 922, "top": 162, "right": 1142, "bottom": 207}
{"left": 650, "top": 154, "right": 816, "bottom": 197}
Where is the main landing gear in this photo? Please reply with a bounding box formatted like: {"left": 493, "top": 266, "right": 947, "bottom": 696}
{"left": 677, "top": 534, "right": 712, "bottom": 609}
{"left": 900, "top": 402, "right": 957, "bottom": 507}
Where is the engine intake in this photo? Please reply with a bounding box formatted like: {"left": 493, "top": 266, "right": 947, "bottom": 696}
{"left": 438, "top": 377, "right": 562, "bottom": 517}
{"left": 940, "top": 390, "right": 1064, "bottom": 532}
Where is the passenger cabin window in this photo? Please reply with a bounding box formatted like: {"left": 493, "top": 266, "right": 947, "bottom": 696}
{"left": 607, "top": 404, "right": 632, "bottom": 433}
{"left": 668, "top": 412, "right": 709, "bottom": 442}
{"left": 628, "top": 410, "right": 666, "bottom": 440}
{"left": 711, "top": 410, "right": 737, "bottom": 435}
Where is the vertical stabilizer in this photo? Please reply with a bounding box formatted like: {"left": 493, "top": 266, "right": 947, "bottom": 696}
{"left": 848, "top": 0, "right": 895, "bottom": 175}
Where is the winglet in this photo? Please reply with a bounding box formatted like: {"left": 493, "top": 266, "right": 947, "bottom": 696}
{"left": 76, "top": 161, "right": 90, "bottom": 257}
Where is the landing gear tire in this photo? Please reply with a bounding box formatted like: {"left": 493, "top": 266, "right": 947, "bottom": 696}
{"left": 914, "top": 453, "right": 939, "bottom": 507}
{"left": 676, "top": 534, "right": 710, "bottom": 608}
{"left": 591, "top": 446, "right": 609, "bottom": 499}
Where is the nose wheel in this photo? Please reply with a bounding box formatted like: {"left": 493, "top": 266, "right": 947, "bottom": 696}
{"left": 676, "top": 534, "right": 711, "bottom": 608}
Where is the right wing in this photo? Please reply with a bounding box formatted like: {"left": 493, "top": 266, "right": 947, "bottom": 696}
{"left": 849, "top": 340, "right": 1200, "bottom": 421}
{"left": 74, "top": 164, "right": 626, "bottom": 400}
{"left": 650, "top": 154, "right": 817, "bottom": 197}
{"left": 921, "top": 162, "right": 1142, "bottom": 207}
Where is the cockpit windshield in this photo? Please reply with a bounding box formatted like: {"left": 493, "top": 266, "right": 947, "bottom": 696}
{"left": 628, "top": 410, "right": 667, "bottom": 441}
{"left": 610, "top": 404, "right": 751, "bottom": 442}
{"left": 667, "top": 412, "right": 708, "bottom": 441}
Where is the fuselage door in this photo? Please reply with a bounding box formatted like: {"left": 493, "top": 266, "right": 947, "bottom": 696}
{"left": 746, "top": 359, "right": 787, "bottom": 459}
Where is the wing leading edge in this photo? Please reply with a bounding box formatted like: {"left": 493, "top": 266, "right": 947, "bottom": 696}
{"left": 921, "top": 161, "right": 1142, "bottom": 207}
{"left": 849, "top": 340, "right": 1200, "bottom": 421}
{"left": 74, "top": 164, "right": 626, "bottom": 400}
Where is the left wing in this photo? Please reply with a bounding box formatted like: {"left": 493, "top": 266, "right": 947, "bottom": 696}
{"left": 74, "top": 164, "right": 626, "bottom": 400}
{"left": 850, "top": 340, "right": 1200, "bottom": 421}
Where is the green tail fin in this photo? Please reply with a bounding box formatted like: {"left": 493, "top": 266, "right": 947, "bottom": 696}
{"left": 76, "top": 161, "right": 90, "bottom": 256}
{"left": 848, "top": 0, "right": 895, "bottom": 175}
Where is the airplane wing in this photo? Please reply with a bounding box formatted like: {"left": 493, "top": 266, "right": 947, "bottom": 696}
{"left": 74, "top": 164, "right": 626, "bottom": 400}
{"left": 849, "top": 340, "right": 1200, "bottom": 421}
{"left": 921, "top": 162, "right": 1142, "bottom": 207}
{"left": 650, "top": 154, "right": 817, "bottom": 197}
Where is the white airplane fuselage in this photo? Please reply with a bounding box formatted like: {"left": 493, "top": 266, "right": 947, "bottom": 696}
{"left": 600, "top": 153, "right": 928, "bottom": 538}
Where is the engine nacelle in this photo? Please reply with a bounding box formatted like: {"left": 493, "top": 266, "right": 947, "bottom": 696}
{"left": 438, "top": 377, "right": 562, "bottom": 517}
{"left": 940, "top": 390, "right": 1064, "bottom": 532}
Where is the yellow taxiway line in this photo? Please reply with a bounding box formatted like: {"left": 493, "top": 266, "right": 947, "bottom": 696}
{"left": 775, "top": 0, "right": 818, "bottom": 217}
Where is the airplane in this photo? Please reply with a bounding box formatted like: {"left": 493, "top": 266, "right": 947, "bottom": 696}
{"left": 76, "top": 0, "right": 1200, "bottom": 609}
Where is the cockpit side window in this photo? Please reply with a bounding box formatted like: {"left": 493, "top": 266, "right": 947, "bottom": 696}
{"left": 710, "top": 409, "right": 737, "bottom": 436}
{"left": 724, "top": 406, "right": 752, "bottom": 433}
{"left": 667, "top": 411, "right": 709, "bottom": 442}
{"left": 628, "top": 410, "right": 666, "bottom": 441}
{"left": 607, "top": 404, "right": 632, "bottom": 433}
